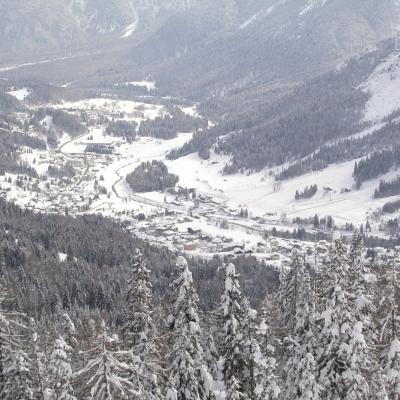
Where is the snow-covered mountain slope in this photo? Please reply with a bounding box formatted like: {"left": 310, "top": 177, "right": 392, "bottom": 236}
{"left": 362, "top": 52, "right": 400, "bottom": 123}
{"left": 111, "top": 0, "right": 400, "bottom": 99}
{"left": 0, "top": 0, "right": 197, "bottom": 54}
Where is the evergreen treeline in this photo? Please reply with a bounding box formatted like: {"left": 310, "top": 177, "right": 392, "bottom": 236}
{"left": 167, "top": 130, "right": 217, "bottom": 161}
{"left": 0, "top": 128, "right": 43, "bottom": 177}
{"left": 382, "top": 199, "right": 400, "bottom": 214}
{"left": 276, "top": 122, "right": 400, "bottom": 181}
{"left": 138, "top": 107, "right": 208, "bottom": 140}
{"left": 295, "top": 185, "right": 318, "bottom": 200}
{"left": 106, "top": 120, "right": 137, "bottom": 141}
{"left": 47, "top": 162, "right": 76, "bottom": 179}
{"left": 354, "top": 146, "right": 400, "bottom": 188}
{"left": 126, "top": 161, "right": 179, "bottom": 193}
{"left": 2, "top": 225, "right": 400, "bottom": 399}
{"left": 32, "top": 108, "right": 85, "bottom": 137}
{"left": 374, "top": 176, "right": 400, "bottom": 198}
{"left": 0, "top": 198, "right": 279, "bottom": 314}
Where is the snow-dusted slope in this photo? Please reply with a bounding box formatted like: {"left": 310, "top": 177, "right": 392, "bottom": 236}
{"left": 362, "top": 52, "right": 400, "bottom": 122}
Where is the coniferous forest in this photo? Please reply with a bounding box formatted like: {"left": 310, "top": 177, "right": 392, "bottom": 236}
{"left": 0, "top": 197, "right": 399, "bottom": 399}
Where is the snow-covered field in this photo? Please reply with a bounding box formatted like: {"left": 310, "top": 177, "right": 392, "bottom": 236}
{"left": 7, "top": 87, "right": 30, "bottom": 100}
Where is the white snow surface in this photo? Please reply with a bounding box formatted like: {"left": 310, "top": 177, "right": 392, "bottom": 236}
{"left": 166, "top": 151, "right": 398, "bottom": 225}
{"left": 7, "top": 87, "right": 30, "bottom": 101}
{"left": 362, "top": 52, "right": 400, "bottom": 122}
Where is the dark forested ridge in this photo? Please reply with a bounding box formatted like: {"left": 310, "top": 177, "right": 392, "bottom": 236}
{"left": 0, "top": 199, "right": 278, "bottom": 316}
{"left": 169, "top": 42, "right": 400, "bottom": 181}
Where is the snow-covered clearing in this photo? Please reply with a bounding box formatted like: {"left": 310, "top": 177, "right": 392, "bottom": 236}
{"left": 7, "top": 87, "right": 30, "bottom": 101}
{"left": 166, "top": 152, "right": 397, "bottom": 225}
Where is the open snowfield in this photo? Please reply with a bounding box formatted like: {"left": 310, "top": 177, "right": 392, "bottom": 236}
{"left": 7, "top": 87, "right": 30, "bottom": 100}
{"left": 166, "top": 151, "right": 397, "bottom": 225}
{"left": 362, "top": 52, "right": 400, "bottom": 122}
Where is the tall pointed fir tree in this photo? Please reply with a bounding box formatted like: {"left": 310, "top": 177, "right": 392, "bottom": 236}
{"left": 344, "top": 231, "right": 373, "bottom": 399}
{"left": 75, "top": 320, "right": 138, "bottom": 400}
{"left": 385, "top": 336, "right": 400, "bottom": 400}
{"left": 378, "top": 257, "right": 400, "bottom": 399}
{"left": 221, "top": 263, "right": 246, "bottom": 397}
{"left": 166, "top": 256, "right": 212, "bottom": 400}
{"left": 253, "top": 308, "right": 280, "bottom": 400}
{"left": 343, "top": 321, "right": 370, "bottom": 400}
{"left": 0, "top": 284, "right": 8, "bottom": 396}
{"left": 46, "top": 336, "right": 76, "bottom": 400}
{"left": 123, "top": 248, "right": 160, "bottom": 399}
{"left": 284, "top": 259, "right": 320, "bottom": 400}
{"left": 279, "top": 251, "right": 301, "bottom": 337}
{"left": 317, "top": 237, "right": 354, "bottom": 399}
{"left": 204, "top": 335, "right": 219, "bottom": 382}
{"left": 29, "top": 318, "right": 46, "bottom": 400}
{"left": 0, "top": 284, "right": 35, "bottom": 400}
{"left": 241, "top": 298, "right": 280, "bottom": 400}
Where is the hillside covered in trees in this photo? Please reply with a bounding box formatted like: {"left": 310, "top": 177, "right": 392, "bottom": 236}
{"left": 0, "top": 197, "right": 400, "bottom": 399}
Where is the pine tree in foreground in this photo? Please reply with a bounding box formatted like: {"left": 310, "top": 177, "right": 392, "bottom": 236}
{"left": 221, "top": 263, "right": 246, "bottom": 396}
{"left": 0, "top": 285, "right": 35, "bottom": 400}
{"left": 166, "top": 256, "right": 211, "bottom": 400}
{"left": 318, "top": 239, "right": 353, "bottom": 400}
{"left": 123, "top": 249, "right": 160, "bottom": 399}
{"left": 242, "top": 299, "right": 280, "bottom": 400}
{"left": 385, "top": 336, "right": 400, "bottom": 400}
{"left": 29, "top": 318, "right": 46, "bottom": 400}
{"left": 280, "top": 251, "right": 302, "bottom": 337}
{"left": 343, "top": 321, "right": 370, "bottom": 400}
{"left": 46, "top": 336, "right": 76, "bottom": 400}
{"left": 285, "top": 260, "right": 319, "bottom": 400}
{"left": 204, "top": 335, "right": 219, "bottom": 382}
{"left": 76, "top": 320, "right": 139, "bottom": 400}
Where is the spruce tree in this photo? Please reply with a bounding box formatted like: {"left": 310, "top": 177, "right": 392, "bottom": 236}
{"left": 221, "top": 263, "right": 246, "bottom": 395}
{"left": 29, "top": 318, "right": 46, "bottom": 400}
{"left": 285, "top": 261, "right": 320, "bottom": 400}
{"left": 123, "top": 249, "right": 160, "bottom": 399}
{"left": 75, "top": 320, "right": 137, "bottom": 400}
{"left": 343, "top": 321, "right": 370, "bottom": 400}
{"left": 166, "top": 256, "right": 211, "bottom": 400}
{"left": 46, "top": 336, "right": 76, "bottom": 400}
{"left": 317, "top": 238, "right": 353, "bottom": 399}
{"left": 0, "top": 285, "right": 35, "bottom": 400}
{"left": 280, "top": 251, "right": 301, "bottom": 336}
{"left": 204, "top": 335, "right": 219, "bottom": 381}
{"left": 385, "top": 336, "right": 400, "bottom": 399}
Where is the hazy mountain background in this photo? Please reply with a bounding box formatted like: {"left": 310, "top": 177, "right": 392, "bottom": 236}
{"left": 2, "top": 0, "right": 399, "bottom": 95}
{"left": 2, "top": 0, "right": 400, "bottom": 178}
